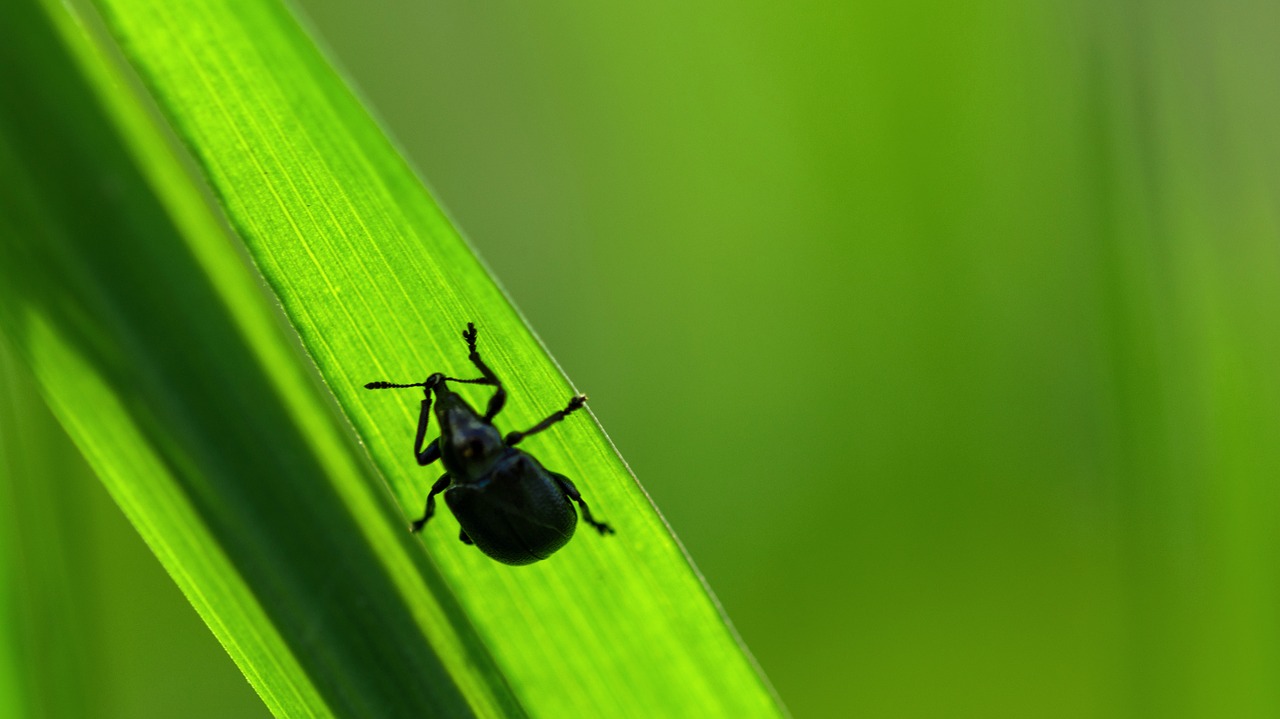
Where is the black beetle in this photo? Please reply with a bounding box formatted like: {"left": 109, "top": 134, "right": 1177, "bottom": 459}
{"left": 365, "top": 322, "right": 614, "bottom": 565}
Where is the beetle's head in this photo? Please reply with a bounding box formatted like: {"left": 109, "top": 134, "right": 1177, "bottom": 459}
{"left": 434, "top": 387, "right": 504, "bottom": 476}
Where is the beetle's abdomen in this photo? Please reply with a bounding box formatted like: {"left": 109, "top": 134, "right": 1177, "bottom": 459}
{"left": 444, "top": 453, "right": 578, "bottom": 565}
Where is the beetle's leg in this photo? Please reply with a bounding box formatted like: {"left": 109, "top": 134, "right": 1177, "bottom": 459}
{"left": 552, "top": 472, "right": 615, "bottom": 535}
{"left": 413, "top": 393, "right": 442, "bottom": 466}
{"left": 460, "top": 322, "right": 507, "bottom": 421}
{"left": 505, "top": 395, "right": 587, "bottom": 447}
{"left": 410, "top": 474, "right": 451, "bottom": 533}
{"left": 459, "top": 529, "right": 474, "bottom": 545}
{"left": 415, "top": 438, "right": 440, "bottom": 466}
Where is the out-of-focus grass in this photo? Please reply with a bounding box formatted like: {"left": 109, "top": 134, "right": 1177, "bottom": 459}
{"left": 0, "top": 340, "right": 84, "bottom": 719}
{"left": 0, "top": 338, "right": 270, "bottom": 719}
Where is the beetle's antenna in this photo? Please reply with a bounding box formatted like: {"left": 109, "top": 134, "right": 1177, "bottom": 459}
{"left": 365, "top": 377, "right": 492, "bottom": 390}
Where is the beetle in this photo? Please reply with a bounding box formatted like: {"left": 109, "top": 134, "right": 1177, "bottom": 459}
{"left": 365, "top": 322, "right": 614, "bottom": 565}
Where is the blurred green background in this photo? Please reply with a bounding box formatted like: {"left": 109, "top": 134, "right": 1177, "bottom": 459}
{"left": 6, "top": 0, "right": 1280, "bottom": 717}
{"left": 288, "top": 1, "right": 1280, "bottom": 717}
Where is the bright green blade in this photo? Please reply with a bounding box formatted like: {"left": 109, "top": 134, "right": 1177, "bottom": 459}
{"left": 90, "top": 0, "right": 781, "bottom": 713}
{"left": 0, "top": 0, "right": 782, "bottom": 715}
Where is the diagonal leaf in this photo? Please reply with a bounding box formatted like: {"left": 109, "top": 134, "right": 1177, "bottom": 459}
{"left": 0, "top": 0, "right": 784, "bottom": 716}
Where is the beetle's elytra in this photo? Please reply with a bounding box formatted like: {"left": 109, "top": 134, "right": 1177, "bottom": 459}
{"left": 365, "top": 322, "right": 614, "bottom": 565}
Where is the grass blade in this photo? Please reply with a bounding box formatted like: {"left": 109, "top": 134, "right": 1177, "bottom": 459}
{"left": 1, "top": 0, "right": 783, "bottom": 715}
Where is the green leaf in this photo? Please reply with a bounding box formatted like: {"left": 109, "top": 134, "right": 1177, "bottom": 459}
{"left": 0, "top": 0, "right": 783, "bottom": 716}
